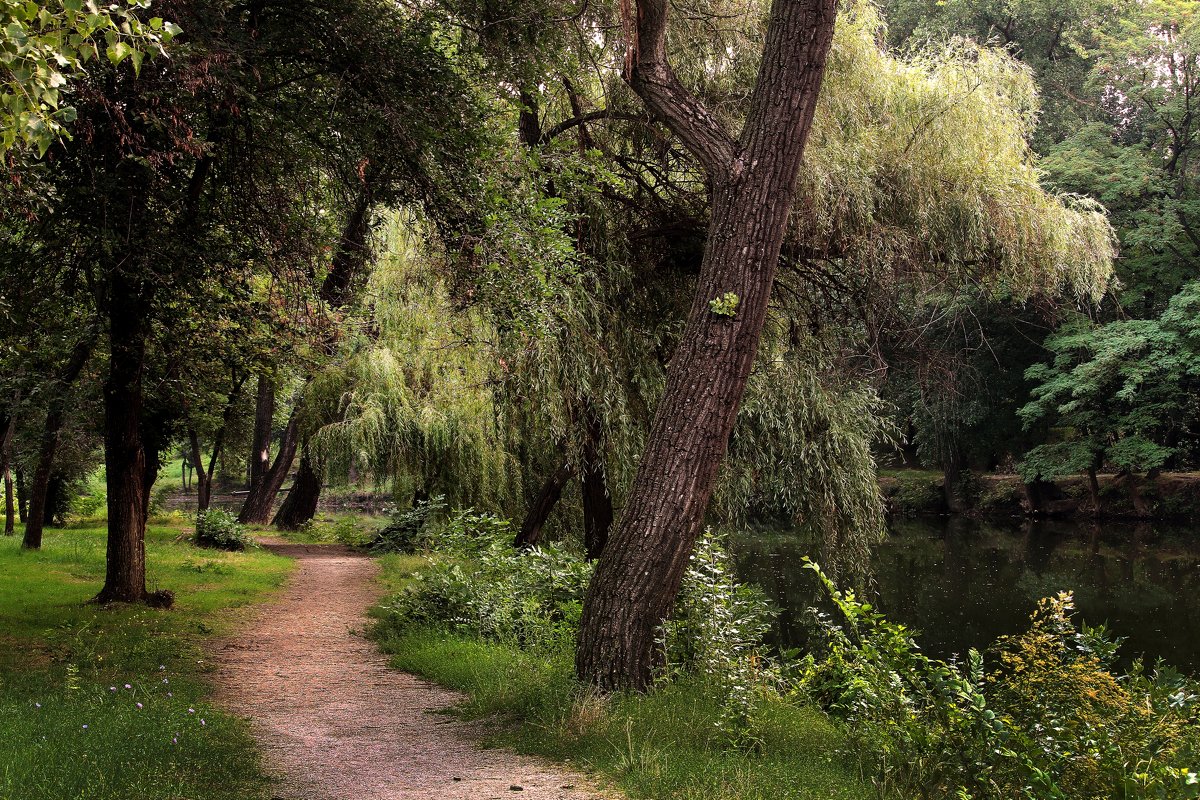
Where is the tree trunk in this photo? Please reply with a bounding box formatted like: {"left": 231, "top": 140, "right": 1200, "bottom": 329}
{"left": 272, "top": 449, "right": 322, "bottom": 530}
{"left": 1122, "top": 471, "right": 1148, "bottom": 518}
{"left": 238, "top": 412, "right": 300, "bottom": 523}
{"left": 249, "top": 373, "right": 275, "bottom": 490}
{"left": 575, "top": 0, "right": 838, "bottom": 690}
{"left": 514, "top": 461, "right": 572, "bottom": 548}
{"left": 188, "top": 428, "right": 213, "bottom": 512}
{"left": 24, "top": 338, "right": 94, "bottom": 549}
{"left": 15, "top": 469, "right": 26, "bottom": 523}
{"left": 943, "top": 454, "right": 967, "bottom": 514}
{"left": 4, "top": 468, "right": 13, "bottom": 535}
{"left": 96, "top": 276, "right": 150, "bottom": 604}
{"left": 580, "top": 407, "right": 613, "bottom": 560}
{"left": 1086, "top": 465, "right": 1101, "bottom": 516}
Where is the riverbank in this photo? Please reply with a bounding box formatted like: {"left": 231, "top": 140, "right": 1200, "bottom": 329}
{"left": 881, "top": 468, "right": 1200, "bottom": 521}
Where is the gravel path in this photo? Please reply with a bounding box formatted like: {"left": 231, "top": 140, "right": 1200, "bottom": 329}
{"left": 214, "top": 542, "right": 608, "bottom": 800}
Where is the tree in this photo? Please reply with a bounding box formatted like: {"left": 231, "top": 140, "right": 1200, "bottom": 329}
{"left": 574, "top": 0, "right": 841, "bottom": 690}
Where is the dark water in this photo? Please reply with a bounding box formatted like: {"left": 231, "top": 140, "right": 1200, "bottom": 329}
{"left": 732, "top": 517, "right": 1200, "bottom": 673}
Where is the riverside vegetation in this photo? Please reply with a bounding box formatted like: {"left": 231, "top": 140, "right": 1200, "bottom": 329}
{"left": 371, "top": 509, "right": 1200, "bottom": 800}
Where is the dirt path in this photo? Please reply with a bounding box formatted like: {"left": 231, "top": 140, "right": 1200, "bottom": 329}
{"left": 214, "top": 542, "right": 608, "bottom": 800}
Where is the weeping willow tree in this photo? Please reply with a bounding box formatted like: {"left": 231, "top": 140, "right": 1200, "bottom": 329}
{"left": 301, "top": 217, "right": 521, "bottom": 513}
{"left": 445, "top": 0, "right": 1114, "bottom": 567}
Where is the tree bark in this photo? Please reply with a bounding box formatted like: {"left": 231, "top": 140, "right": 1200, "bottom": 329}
{"left": 238, "top": 412, "right": 300, "bottom": 523}
{"left": 14, "top": 469, "right": 26, "bottom": 523}
{"left": 514, "top": 461, "right": 572, "bottom": 548}
{"left": 4, "top": 468, "right": 13, "bottom": 535}
{"left": 24, "top": 337, "right": 94, "bottom": 549}
{"left": 96, "top": 274, "right": 150, "bottom": 604}
{"left": 580, "top": 406, "right": 613, "bottom": 560}
{"left": 575, "top": 0, "right": 838, "bottom": 690}
{"left": 271, "top": 449, "right": 322, "bottom": 530}
{"left": 1086, "top": 465, "right": 1101, "bottom": 516}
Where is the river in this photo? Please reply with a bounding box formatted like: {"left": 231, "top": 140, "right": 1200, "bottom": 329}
{"left": 733, "top": 517, "right": 1200, "bottom": 673}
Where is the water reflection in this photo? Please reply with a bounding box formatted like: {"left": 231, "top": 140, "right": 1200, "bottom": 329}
{"left": 732, "top": 517, "right": 1200, "bottom": 673}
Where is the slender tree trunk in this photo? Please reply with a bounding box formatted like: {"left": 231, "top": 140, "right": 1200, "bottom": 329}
{"left": 1086, "top": 465, "right": 1101, "bottom": 517}
{"left": 96, "top": 276, "right": 150, "bottom": 604}
{"left": 4, "top": 468, "right": 13, "bottom": 535}
{"left": 943, "top": 454, "right": 967, "bottom": 514}
{"left": 514, "top": 461, "right": 572, "bottom": 548}
{"left": 575, "top": 0, "right": 838, "bottom": 690}
{"left": 15, "top": 469, "right": 26, "bottom": 523}
{"left": 249, "top": 373, "right": 274, "bottom": 490}
{"left": 188, "top": 429, "right": 213, "bottom": 512}
{"left": 24, "top": 338, "right": 94, "bottom": 549}
{"left": 272, "top": 449, "right": 322, "bottom": 530}
{"left": 580, "top": 407, "right": 613, "bottom": 560}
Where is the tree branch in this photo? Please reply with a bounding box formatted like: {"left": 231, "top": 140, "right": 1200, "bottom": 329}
{"left": 622, "top": 0, "right": 738, "bottom": 177}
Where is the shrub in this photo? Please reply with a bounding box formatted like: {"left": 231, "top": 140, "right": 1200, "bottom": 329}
{"left": 191, "top": 510, "right": 252, "bottom": 551}
{"left": 370, "top": 495, "right": 447, "bottom": 553}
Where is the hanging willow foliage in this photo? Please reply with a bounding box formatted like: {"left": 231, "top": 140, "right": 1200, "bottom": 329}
{"left": 305, "top": 217, "right": 521, "bottom": 512}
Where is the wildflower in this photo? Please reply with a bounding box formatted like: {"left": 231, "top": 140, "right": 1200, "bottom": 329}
{"left": 200, "top": 719, "right": 206, "bottom": 726}
{"left": 158, "top": 665, "right": 166, "bottom": 671}
{"left": 136, "top": 703, "right": 143, "bottom": 709}
{"left": 124, "top": 684, "right": 131, "bottom": 689}
{"left": 82, "top": 724, "right": 88, "bottom": 730}
{"left": 172, "top": 736, "right": 178, "bottom": 744}
{"left": 34, "top": 702, "right": 41, "bottom": 709}
{"left": 162, "top": 678, "right": 169, "bottom": 684}
{"left": 109, "top": 686, "right": 116, "bottom": 692}
{"left": 167, "top": 692, "right": 173, "bottom": 698}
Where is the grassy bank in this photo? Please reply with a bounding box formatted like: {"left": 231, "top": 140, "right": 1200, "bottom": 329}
{"left": 370, "top": 555, "right": 870, "bottom": 800}
{"left": 0, "top": 520, "right": 293, "bottom": 800}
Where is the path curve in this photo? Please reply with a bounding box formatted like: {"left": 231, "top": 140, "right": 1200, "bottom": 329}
{"left": 214, "top": 542, "right": 608, "bottom": 800}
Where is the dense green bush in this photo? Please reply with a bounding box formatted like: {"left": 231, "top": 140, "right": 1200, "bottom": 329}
{"left": 191, "top": 510, "right": 253, "bottom": 552}
{"left": 369, "top": 495, "right": 447, "bottom": 553}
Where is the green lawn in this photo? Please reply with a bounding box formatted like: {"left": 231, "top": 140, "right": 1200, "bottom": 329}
{"left": 370, "top": 558, "right": 870, "bottom": 800}
{"left": 0, "top": 522, "right": 293, "bottom": 800}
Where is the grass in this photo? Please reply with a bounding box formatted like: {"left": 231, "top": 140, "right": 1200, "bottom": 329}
{"left": 0, "top": 520, "right": 293, "bottom": 800}
{"left": 370, "top": 558, "right": 870, "bottom": 800}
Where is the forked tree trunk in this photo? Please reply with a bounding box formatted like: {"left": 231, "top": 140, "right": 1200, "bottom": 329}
{"left": 96, "top": 276, "right": 150, "bottom": 604}
{"left": 238, "top": 413, "right": 300, "bottom": 524}
{"left": 239, "top": 188, "right": 374, "bottom": 524}
{"left": 514, "top": 461, "right": 572, "bottom": 548}
{"left": 272, "top": 449, "right": 322, "bottom": 530}
{"left": 575, "top": 0, "right": 838, "bottom": 690}
{"left": 24, "top": 338, "right": 94, "bottom": 549}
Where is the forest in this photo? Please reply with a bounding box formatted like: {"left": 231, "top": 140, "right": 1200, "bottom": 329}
{"left": 1, "top": 0, "right": 1198, "bottom": 799}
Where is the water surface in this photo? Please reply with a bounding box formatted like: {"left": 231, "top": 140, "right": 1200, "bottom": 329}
{"left": 733, "top": 517, "right": 1200, "bottom": 673}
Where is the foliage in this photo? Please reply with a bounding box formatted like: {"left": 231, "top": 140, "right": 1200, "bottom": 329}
{"left": 1019, "top": 282, "right": 1200, "bottom": 482}
{"left": 0, "top": 0, "right": 179, "bottom": 156}
{"left": 384, "top": 509, "right": 590, "bottom": 652}
{"left": 797, "top": 562, "right": 1200, "bottom": 799}
{"left": 370, "top": 495, "right": 446, "bottom": 554}
{"left": 662, "top": 529, "right": 779, "bottom": 744}
{"left": 191, "top": 509, "right": 252, "bottom": 552}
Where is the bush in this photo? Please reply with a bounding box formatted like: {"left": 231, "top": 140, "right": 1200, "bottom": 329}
{"left": 370, "top": 495, "right": 447, "bottom": 553}
{"left": 191, "top": 510, "right": 253, "bottom": 552}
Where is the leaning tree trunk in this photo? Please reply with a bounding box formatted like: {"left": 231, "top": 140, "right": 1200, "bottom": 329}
{"left": 514, "top": 461, "right": 572, "bottom": 548}
{"left": 575, "top": 0, "right": 838, "bottom": 690}
{"left": 96, "top": 276, "right": 150, "bottom": 604}
{"left": 272, "top": 449, "right": 322, "bottom": 530}
{"left": 25, "top": 338, "right": 94, "bottom": 549}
